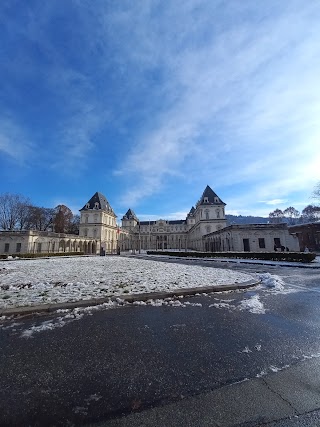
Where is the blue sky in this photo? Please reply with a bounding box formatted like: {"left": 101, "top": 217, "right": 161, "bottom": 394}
{"left": 1, "top": 0, "right": 319, "bottom": 221}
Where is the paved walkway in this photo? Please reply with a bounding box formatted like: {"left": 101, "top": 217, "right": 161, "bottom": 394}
{"left": 89, "top": 357, "right": 320, "bottom": 427}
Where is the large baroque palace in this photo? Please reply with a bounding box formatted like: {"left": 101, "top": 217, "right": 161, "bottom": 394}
{"left": 0, "top": 185, "right": 302, "bottom": 255}
{"left": 80, "top": 185, "right": 227, "bottom": 253}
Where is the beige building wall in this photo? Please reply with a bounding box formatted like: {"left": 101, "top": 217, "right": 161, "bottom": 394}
{"left": 0, "top": 231, "right": 99, "bottom": 255}
{"left": 203, "top": 224, "right": 300, "bottom": 252}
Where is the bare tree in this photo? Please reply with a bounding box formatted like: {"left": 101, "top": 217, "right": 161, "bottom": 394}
{"left": 312, "top": 182, "right": 320, "bottom": 204}
{"left": 67, "top": 214, "right": 80, "bottom": 234}
{"left": 301, "top": 205, "right": 320, "bottom": 223}
{"left": 27, "top": 206, "right": 55, "bottom": 231}
{"left": 283, "top": 207, "right": 300, "bottom": 225}
{"left": 53, "top": 205, "right": 73, "bottom": 233}
{"left": 268, "top": 209, "right": 284, "bottom": 224}
{"left": 0, "top": 193, "right": 31, "bottom": 230}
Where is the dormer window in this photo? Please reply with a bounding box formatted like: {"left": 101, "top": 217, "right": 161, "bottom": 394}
{"left": 214, "top": 197, "right": 219, "bottom": 203}
{"left": 204, "top": 197, "right": 209, "bottom": 203}
{"left": 94, "top": 202, "right": 99, "bottom": 209}
{"left": 85, "top": 203, "right": 90, "bottom": 209}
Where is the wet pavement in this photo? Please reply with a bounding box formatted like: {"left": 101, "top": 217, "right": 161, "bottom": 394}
{"left": 1, "top": 261, "right": 320, "bottom": 426}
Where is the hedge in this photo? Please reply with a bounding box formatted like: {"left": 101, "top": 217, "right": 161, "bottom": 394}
{"left": 146, "top": 251, "right": 316, "bottom": 263}
{"left": 0, "top": 252, "right": 85, "bottom": 259}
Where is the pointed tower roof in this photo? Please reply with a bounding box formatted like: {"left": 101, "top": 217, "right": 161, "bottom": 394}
{"left": 196, "top": 185, "right": 226, "bottom": 207}
{"left": 80, "top": 192, "right": 116, "bottom": 215}
{"left": 122, "top": 208, "right": 139, "bottom": 221}
{"left": 187, "top": 206, "right": 195, "bottom": 218}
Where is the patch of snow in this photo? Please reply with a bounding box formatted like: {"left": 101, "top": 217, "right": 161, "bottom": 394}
{"left": 0, "top": 321, "right": 22, "bottom": 330}
{"left": 184, "top": 301, "right": 202, "bottom": 307}
{"left": 238, "top": 346, "right": 252, "bottom": 354}
{"left": 0, "top": 256, "right": 253, "bottom": 309}
{"left": 269, "top": 365, "right": 290, "bottom": 373}
{"left": 302, "top": 352, "right": 320, "bottom": 360}
{"left": 239, "top": 295, "right": 266, "bottom": 314}
{"left": 257, "top": 273, "right": 298, "bottom": 294}
{"left": 85, "top": 393, "right": 102, "bottom": 403}
{"left": 209, "top": 302, "right": 236, "bottom": 310}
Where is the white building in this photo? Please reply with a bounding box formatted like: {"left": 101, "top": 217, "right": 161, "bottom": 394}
{"left": 120, "top": 185, "right": 227, "bottom": 251}
{"left": 0, "top": 230, "right": 98, "bottom": 256}
{"left": 0, "top": 185, "right": 301, "bottom": 255}
{"left": 203, "top": 223, "right": 300, "bottom": 252}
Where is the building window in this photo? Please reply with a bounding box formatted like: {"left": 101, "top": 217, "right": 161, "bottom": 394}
{"left": 206, "top": 225, "right": 211, "bottom": 233}
{"left": 85, "top": 216, "right": 89, "bottom": 223}
{"left": 16, "top": 243, "right": 21, "bottom": 253}
{"left": 274, "top": 237, "right": 281, "bottom": 249}
{"left": 205, "top": 210, "right": 209, "bottom": 220}
{"left": 216, "top": 209, "right": 220, "bottom": 218}
{"left": 84, "top": 228, "right": 88, "bottom": 237}
{"left": 258, "top": 238, "right": 265, "bottom": 248}
{"left": 4, "top": 243, "right": 9, "bottom": 253}
{"left": 37, "top": 243, "right": 42, "bottom": 253}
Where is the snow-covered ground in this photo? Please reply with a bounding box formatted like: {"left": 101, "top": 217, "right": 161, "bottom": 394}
{"left": 0, "top": 256, "right": 253, "bottom": 309}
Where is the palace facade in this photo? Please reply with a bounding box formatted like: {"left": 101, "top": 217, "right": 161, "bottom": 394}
{"left": 76, "top": 185, "right": 227, "bottom": 253}
{"left": 0, "top": 185, "right": 301, "bottom": 255}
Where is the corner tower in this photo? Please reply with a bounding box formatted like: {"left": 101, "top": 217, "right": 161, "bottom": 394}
{"left": 187, "top": 185, "right": 227, "bottom": 250}
{"left": 79, "top": 192, "right": 118, "bottom": 253}
{"left": 121, "top": 208, "right": 139, "bottom": 231}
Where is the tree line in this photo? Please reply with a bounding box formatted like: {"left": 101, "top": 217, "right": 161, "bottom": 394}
{"left": 269, "top": 183, "right": 320, "bottom": 225}
{"left": 0, "top": 193, "right": 80, "bottom": 234}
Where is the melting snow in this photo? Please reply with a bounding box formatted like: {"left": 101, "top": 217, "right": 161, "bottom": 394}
{"left": 239, "top": 295, "right": 266, "bottom": 314}
{"left": 0, "top": 256, "right": 252, "bottom": 309}
{"left": 258, "top": 273, "right": 298, "bottom": 294}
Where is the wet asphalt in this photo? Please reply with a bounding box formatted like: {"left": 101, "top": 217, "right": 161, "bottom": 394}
{"left": 1, "top": 259, "right": 320, "bottom": 426}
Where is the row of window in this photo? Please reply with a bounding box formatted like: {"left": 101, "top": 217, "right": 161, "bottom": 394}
{"left": 83, "top": 215, "right": 116, "bottom": 226}
{"left": 200, "top": 209, "right": 222, "bottom": 220}
{"left": 3, "top": 243, "right": 22, "bottom": 253}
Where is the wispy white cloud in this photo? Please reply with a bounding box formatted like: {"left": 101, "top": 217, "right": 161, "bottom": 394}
{"left": 108, "top": 1, "right": 320, "bottom": 207}
{"left": 1, "top": 0, "right": 320, "bottom": 213}
{"left": 260, "top": 199, "right": 288, "bottom": 206}
{"left": 0, "top": 117, "right": 33, "bottom": 164}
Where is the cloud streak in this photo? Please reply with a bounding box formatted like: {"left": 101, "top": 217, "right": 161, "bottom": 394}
{"left": 105, "top": 1, "right": 320, "bottom": 207}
